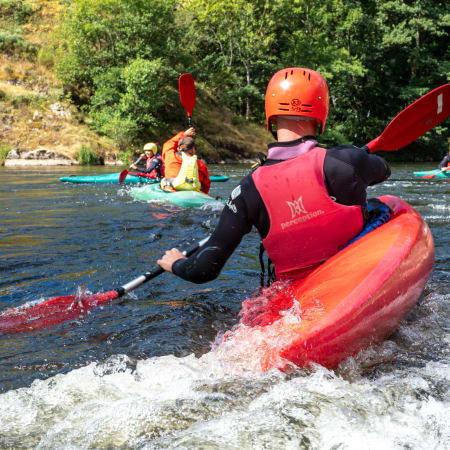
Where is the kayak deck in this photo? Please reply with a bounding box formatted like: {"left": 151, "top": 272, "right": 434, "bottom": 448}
{"left": 413, "top": 169, "right": 450, "bottom": 179}
{"left": 60, "top": 172, "right": 158, "bottom": 184}
{"left": 60, "top": 173, "right": 230, "bottom": 184}
{"left": 216, "top": 195, "right": 434, "bottom": 371}
{"left": 130, "top": 184, "right": 220, "bottom": 208}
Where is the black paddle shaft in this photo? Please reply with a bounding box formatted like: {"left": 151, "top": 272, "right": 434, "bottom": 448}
{"left": 115, "top": 237, "right": 209, "bottom": 297}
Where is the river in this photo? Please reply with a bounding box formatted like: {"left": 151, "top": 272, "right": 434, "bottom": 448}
{"left": 0, "top": 163, "right": 448, "bottom": 449}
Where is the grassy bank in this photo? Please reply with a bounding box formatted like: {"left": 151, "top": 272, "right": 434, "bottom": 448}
{"left": 0, "top": 0, "right": 271, "bottom": 166}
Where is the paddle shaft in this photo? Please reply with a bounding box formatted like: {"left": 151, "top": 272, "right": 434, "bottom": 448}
{"left": 115, "top": 236, "right": 209, "bottom": 297}
{"left": 424, "top": 166, "right": 450, "bottom": 178}
{"left": 119, "top": 156, "right": 145, "bottom": 184}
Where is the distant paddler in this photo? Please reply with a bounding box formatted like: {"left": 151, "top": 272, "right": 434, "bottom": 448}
{"left": 130, "top": 142, "right": 164, "bottom": 179}
{"left": 160, "top": 127, "right": 211, "bottom": 194}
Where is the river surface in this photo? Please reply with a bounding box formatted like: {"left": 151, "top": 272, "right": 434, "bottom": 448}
{"left": 0, "top": 163, "right": 448, "bottom": 449}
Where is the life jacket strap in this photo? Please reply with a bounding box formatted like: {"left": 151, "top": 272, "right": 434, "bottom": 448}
{"left": 258, "top": 243, "right": 276, "bottom": 287}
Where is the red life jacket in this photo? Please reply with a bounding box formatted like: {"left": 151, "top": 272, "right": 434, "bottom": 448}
{"left": 252, "top": 147, "right": 363, "bottom": 280}
{"left": 145, "top": 155, "right": 164, "bottom": 178}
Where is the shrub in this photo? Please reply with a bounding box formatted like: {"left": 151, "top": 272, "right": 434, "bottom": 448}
{"left": 89, "top": 59, "right": 177, "bottom": 146}
{"left": 55, "top": 0, "right": 178, "bottom": 100}
{"left": 37, "top": 47, "right": 55, "bottom": 68}
{"left": 0, "top": 31, "right": 39, "bottom": 58}
{"left": 231, "top": 114, "right": 245, "bottom": 126}
{"left": 0, "top": 143, "right": 11, "bottom": 165}
{"left": 11, "top": 93, "right": 41, "bottom": 108}
{"left": 76, "top": 145, "right": 98, "bottom": 165}
{"left": 98, "top": 114, "right": 140, "bottom": 151}
{"left": 119, "top": 58, "right": 177, "bottom": 132}
{"left": 117, "top": 149, "right": 135, "bottom": 165}
{"left": 0, "top": 0, "right": 34, "bottom": 25}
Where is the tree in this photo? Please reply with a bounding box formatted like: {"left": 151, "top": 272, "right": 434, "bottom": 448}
{"left": 180, "top": 0, "right": 278, "bottom": 121}
{"left": 56, "top": 0, "right": 178, "bottom": 103}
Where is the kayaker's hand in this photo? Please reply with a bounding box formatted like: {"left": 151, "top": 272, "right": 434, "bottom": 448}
{"left": 130, "top": 164, "right": 137, "bottom": 169}
{"left": 184, "top": 127, "right": 195, "bottom": 137}
{"left": 157, "top": 248, "right": 186, "bottom": 273}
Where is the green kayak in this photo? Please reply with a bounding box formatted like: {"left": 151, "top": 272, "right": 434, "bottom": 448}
{"left": 413, "top": 169, "right": 450, "bottom": 179}
{"left": 130, "top": 184, "right": 221, "bottom": 208}
{"left": 60, "top": 172, "right": 229, "bottom": 184}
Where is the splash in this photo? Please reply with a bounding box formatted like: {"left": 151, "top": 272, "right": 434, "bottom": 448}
{"left": 210, "top": 280, "right": 311, "bottom": 373}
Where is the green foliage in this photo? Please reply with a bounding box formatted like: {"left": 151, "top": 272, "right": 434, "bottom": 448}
{"left": 0, "top": 143, "right": 11, "bottom": 165}
{"left": 94, "top": 113, "right": 140, "bottom": 151}
{"left": 117, "top": 149, "right": 135, "bottom": 165}
{"left": 52, "top": 0, "right": 448, "bottom": 160}
{"left": 181, "top": 0, "right": 278, "bottom": 121}
{"left": 55, "top": 0, "right": 179, "bottom": 103}
{"left": 89, "top": 59, "right": 178, "bottom": 147}
{"left": 0, "top": 31, "right": 39, "bottom": 58}
{"left": 0, "top": 0, "right": 34, "bottom": 25}
{"left": 37, "top": 47, "right": 55, "bottom": 68}
{"left": 76, "top": 145, "right": 98, "bottom": 165}
{"left": 11, "top": 93, "right": 42, "bottom": 108}
{"left": 120, "top": 58, "right": 177, "bottom": 131}
{"left": 232, "top": 114, "right": 245, "bottom": 126}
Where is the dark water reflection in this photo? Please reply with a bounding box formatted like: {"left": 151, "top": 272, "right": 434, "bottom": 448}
{"left": 0, "top": 163, "right": 448, "bottom": 393}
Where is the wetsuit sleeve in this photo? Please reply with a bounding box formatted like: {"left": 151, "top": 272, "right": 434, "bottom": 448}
{"left": 439, "top": 155, "right": 450, "bottom": 169}
{"left": 198, "top": 160, "right": 211, "bottom": 194}
{"left": 324, "top": 145, "right": 391, "bottom": 206}
{"left": 172, "top": 176, "right": 258, "bottom": 283}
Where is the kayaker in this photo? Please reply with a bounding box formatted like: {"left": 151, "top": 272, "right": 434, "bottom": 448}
{"left": 131, "top": 143, "right": 164, "bottom": 179}
{"left": 157, "top": 67, "right": 391, "bottom": 284}
{"left": 438, "top": 150, "right": 450, "bottom": 169}
{"left": 160, "top": 127, "right": 211, "bottom": 193}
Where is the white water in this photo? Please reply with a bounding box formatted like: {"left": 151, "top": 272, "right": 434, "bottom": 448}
{"left": 0, "top": 292, "right": 448, "bottom": 449}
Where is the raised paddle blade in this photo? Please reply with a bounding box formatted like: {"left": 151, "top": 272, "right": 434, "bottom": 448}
{"left": 366, "top": 84, "right": 450, "bottom": 152}
{"left": 118, "top": 170, "right": 129, "bottom": 184}
{"left": 179, "top": 73, "right": 196, "bottom": 118}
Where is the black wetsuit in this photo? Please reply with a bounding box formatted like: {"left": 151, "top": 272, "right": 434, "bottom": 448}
{"left": 137, "top": 155, "right": 163, "bottom": 176}
{"left": 438, "top": 154, "right": 450, "bottom": 169}
{"left": 173, "top": 140, "right": 390, "bottom": 284}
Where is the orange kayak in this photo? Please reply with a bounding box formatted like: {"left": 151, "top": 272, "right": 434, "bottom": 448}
{"left": 218, "top": 195, "right": 435, "bottom": 371}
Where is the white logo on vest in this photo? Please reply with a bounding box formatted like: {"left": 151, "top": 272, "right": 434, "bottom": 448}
{"left": 286, "top": 196, "right": 308, "bottom": 218}
{"left": 281, "top": 196, "right": 325, "bottom": 230}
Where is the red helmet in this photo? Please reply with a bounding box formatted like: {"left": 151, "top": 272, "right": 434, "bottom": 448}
{"left": 265, "top": 68, "right": 329, "bottom": 134}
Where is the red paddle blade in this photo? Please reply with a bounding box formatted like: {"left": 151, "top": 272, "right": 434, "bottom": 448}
{"left": 0, "top": 290, "right": 118, "bottom": 334}
{"left": 423, "top": 167, "right": 450, "bottom": 178}
{"left": 366, "top": 84, "right": 450, "bottom": 152}
{"left": 119, "top": 170, "right": 129, "bottom": 184}
{"left": 179, "top": 73, "right": 196, "bottom": 116}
